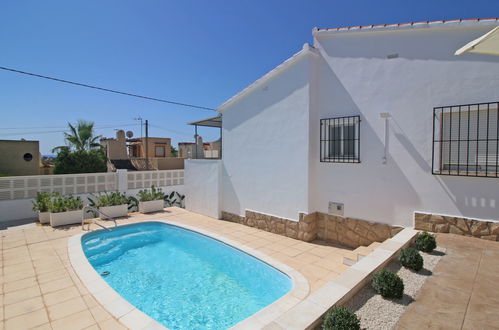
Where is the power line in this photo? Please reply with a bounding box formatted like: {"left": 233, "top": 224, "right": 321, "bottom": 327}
{"left": 0, "top": 66, "right": 217, "bottom": 112}
{"left": 149, "top": 124, "right": 193, "bottom": 139}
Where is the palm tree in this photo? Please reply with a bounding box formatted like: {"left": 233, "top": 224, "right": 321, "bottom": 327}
{"left": 52, "top": 120, "right": 102, "bottom": 153}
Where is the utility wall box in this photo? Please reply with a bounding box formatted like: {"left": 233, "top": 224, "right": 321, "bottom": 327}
{"left": 328, "top": 202, "right": 344, "bottom": 216}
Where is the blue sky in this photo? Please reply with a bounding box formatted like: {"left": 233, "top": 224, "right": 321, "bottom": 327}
{"left": 1, "top": 0, "right": 498, "bottom": 154}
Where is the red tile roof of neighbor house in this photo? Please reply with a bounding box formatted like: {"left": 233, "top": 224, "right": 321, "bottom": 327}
{"left": 316, "top": 18, "right": 499, "bottom": 33}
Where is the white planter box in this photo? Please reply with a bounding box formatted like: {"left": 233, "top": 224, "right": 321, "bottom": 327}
{"left": 139, "top": 200, "right": 164, "bottom": 213}
{"left": 38, "top": 212, "right": 50, "bottom": 224}
{"left": 99, "top": 204, "right": 128, "bottom": 219}
{"left": 50, "top": 210, "right": 83, "bottom": 227}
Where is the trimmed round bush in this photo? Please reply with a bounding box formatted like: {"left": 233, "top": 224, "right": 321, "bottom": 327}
{"left": 399, "top": 247, "right": 423, "bottom": 271}
{"left": 415, "top": 231, "right": 437, "bottom": 253}
{"left": 372, "top": 269, "right": 404, "bottom": 299}
{"left": 322, "top": 306, "right": 360, "bottom": 330}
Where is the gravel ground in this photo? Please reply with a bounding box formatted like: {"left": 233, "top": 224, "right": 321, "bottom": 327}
{"left": 344, "top": 246, "right": 446, "bottom": 330}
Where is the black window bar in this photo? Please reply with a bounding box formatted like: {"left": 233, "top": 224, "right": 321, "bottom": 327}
{"left": 432, "top": 101, "right": 499, "bottom": 178}
{"left": 320, "top": 115, "right": 360, "bottom": 163}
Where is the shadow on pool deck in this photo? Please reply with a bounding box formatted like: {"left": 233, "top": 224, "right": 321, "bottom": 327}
{"left": 396, "top": 233, "right": 499, "bottom": 330}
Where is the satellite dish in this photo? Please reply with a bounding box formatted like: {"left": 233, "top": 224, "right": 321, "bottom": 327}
{"left": 126, "top": 131, "right": 134, "bottom": 138}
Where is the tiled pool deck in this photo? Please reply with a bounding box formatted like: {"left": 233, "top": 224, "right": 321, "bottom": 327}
{"left": 0, "top": 207, "right": 352, "bottom": 329}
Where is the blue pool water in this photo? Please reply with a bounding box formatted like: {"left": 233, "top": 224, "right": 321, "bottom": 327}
{"left": 82, "top": 222, "right": 291, "bottom": 329}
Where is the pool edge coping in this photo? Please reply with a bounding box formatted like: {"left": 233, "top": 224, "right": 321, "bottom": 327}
{"left": 266, "top": 228, "right": 419, "bottom": 330}
{"left": 67, "top": 219, "right": 310, "bottom": 330}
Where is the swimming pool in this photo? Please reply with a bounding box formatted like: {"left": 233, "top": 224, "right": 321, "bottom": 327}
{"left": 81, "top": 222, "right": 292, "bottom": 329}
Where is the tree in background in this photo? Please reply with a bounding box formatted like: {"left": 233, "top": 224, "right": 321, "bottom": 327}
{"left": 170, "top": 145, "right": 178, "bottom": 157}
{"left": 52, "top": 120, "right": 108, "bottom": 174}
{"left": 52, "top": 120, "right": 102, "bottom": 153}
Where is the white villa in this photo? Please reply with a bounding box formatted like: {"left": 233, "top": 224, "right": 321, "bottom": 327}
{"left": 185, "top": 18, "right": 499, "bottom": 247}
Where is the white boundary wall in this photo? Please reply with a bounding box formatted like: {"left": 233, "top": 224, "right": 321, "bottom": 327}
{"left": 184, "top": 160, "right": 221, "bottom": 219}
{"left": 0, "top": 169, "right": 184, "bottom": 222}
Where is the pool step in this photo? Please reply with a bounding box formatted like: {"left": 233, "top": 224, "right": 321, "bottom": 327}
{"left": 342, "top": 241, "right": 382, "bottom": 266}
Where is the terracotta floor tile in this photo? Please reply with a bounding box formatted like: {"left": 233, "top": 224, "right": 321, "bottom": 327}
{"left": 4, "top": 308, "right": 49, "bottom": 330}
{"left": 280, "top": 247, "right": 302, "bottom": 257}
{"left": 81, "top": 294, "right": 98, "bottom": 308}
{"left": 39, "top": 276, "right": 74, "bottom": 294}
{"left": 31, "top": 323, "right": 53, "bottom": 330}
{"left": 43, "top": 286, "right": 81, "bottom": 306}
{"left": 47, "top": 296, "right": 88, "bottom": 321}
{"left": 3, "top": 285, "right": 41, "bottom": 305}
{"left": 89, "top": 305, "right": 113, "bottom": 323}
{"left": 4, "top": 296, "right": 45, "bottom": 319}
{"left": 3, "top": 276, "right": 38, "bottom": 293}
{"left": 98, "top": 317, "right": 128, "bottom": 330}
{"left": 50, "top": 310, "right": 95, "bottom": 330}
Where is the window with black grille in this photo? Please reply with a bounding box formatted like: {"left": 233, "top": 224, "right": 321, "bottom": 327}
{"left": 432, "top": 102, "right": 499, "bottom": 177}
{"left": 320, "top": 115, "right": 360, "bottom": 163}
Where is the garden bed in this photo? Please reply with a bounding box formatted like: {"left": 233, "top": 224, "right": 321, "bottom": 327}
{"left": 344, "top": 245, "right": 446, "bottom": 330}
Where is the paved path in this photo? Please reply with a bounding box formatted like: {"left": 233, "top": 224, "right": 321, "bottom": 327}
{"left": 396, "top": 233, "right": 499, "bottom": 330}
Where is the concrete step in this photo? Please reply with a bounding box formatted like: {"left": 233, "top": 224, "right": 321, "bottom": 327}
{"left": 342, "top": 241, "right": 382, "bottom": 265}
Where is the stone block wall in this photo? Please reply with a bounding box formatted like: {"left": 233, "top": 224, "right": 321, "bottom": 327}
{"left": 222, "top": 210, "right": 402, "bottom": 247}
{"left": 316, "top": 213, "right": 403, "bottom": 248}
{"left": 415, "top": 212, "right": 499, "bottom": 241}
{"left": 221, "top": 210, "right": 317, "bottom": 242}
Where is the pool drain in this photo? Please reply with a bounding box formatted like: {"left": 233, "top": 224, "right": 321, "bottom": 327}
{"left": 101, "top": 271, "right": 110, "bottom": 276}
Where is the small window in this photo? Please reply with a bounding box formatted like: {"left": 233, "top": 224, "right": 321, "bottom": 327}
{"left": 155, "top": 146, "right": 165, "bottom": 157}
{"left": 433, "top": 102, "right": 499, "bottom": 177}
{"left": 23, "top": 153, "right": 33, "bottom": 161}
{"left": 320, "top": 115, "right": 360, "bottom": 163}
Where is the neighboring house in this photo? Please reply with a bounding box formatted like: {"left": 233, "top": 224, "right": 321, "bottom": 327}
{"left": 100, "top": 130, "right": 183, "bottom": 170}
{"left": 128, "top": 137, "right": 172, "bottom": 159}
{"left": 0, "top": 139, "right": 41, "bottom": 176}
{"left": 178, "top": 140, "right": 221, "bottom": 159}
{"left": 192, "top": 19, "right": 499, "bottom": 237}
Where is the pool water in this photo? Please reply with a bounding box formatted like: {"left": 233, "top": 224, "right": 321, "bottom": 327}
{"left": 82, "top": 222, "right": 291, "bottom": 329}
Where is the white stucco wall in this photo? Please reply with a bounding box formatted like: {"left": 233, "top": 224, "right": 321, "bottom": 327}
{"left": 310, "top": 24, "right": 499, "bottom": 226}
{"left": 0, "top": 185, "right": 186, "bottom": 223}
{"left": 220, "top": 52, "right": 313, "bottom": 221}
{"left": 184, "top": 159, "right": 221, "bottom": 219}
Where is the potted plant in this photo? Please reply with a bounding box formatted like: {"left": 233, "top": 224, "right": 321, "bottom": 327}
{"left": 49, "top": 194, "right": 84, "bottom": 227}
{"left": 137, "top": 185, "right": 165, "bottom": 213}
{"left": 165, "top": 191, "right": 185, "bottom": 208}
{"left": 32, "top": 192, "right": 53, "bottom": 224}
{"left": 89, "top": 191, "right": 129, "bottom": 219}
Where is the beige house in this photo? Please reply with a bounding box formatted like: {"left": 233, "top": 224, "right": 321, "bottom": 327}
{"left": 0, "top": 139, "right": 41, "bottom": 176}
{"left": 128, "top": 137, "right": 172, "bottom": 159}
{"left": 178, "top": 140, "right": 221, "bottom": 159}
{"left": 101, "top": 130, "right": 183, "bottom": 170}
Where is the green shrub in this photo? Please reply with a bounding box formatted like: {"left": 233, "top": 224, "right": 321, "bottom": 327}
{"left": 399, "top": 247, "right": 423, "bottom": 271}
{"left": 53, "top": 148, "right": 107, "bottom": 174}
{"left": 89, "top": 191, "right": 128, "bottom": 208}
{"left": 372, "top": 269, "right": 404, "bottom": 299}
{"left": 164, "top": 191, "right": 185, "bottom": 208}
{"left": 48, "top": 195, "right": 84, "bottom": 213}
{"left": 137, "top": 185, "right": 165, "bottom": 202}
{"left": 32, "top": 192, "right": 53, "bottom": 213}
{"left": 322, "top": 306, "right": 360, "bottom": 330}
{"left": 415, "top": 231, "right": 437, "bottom": 253}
